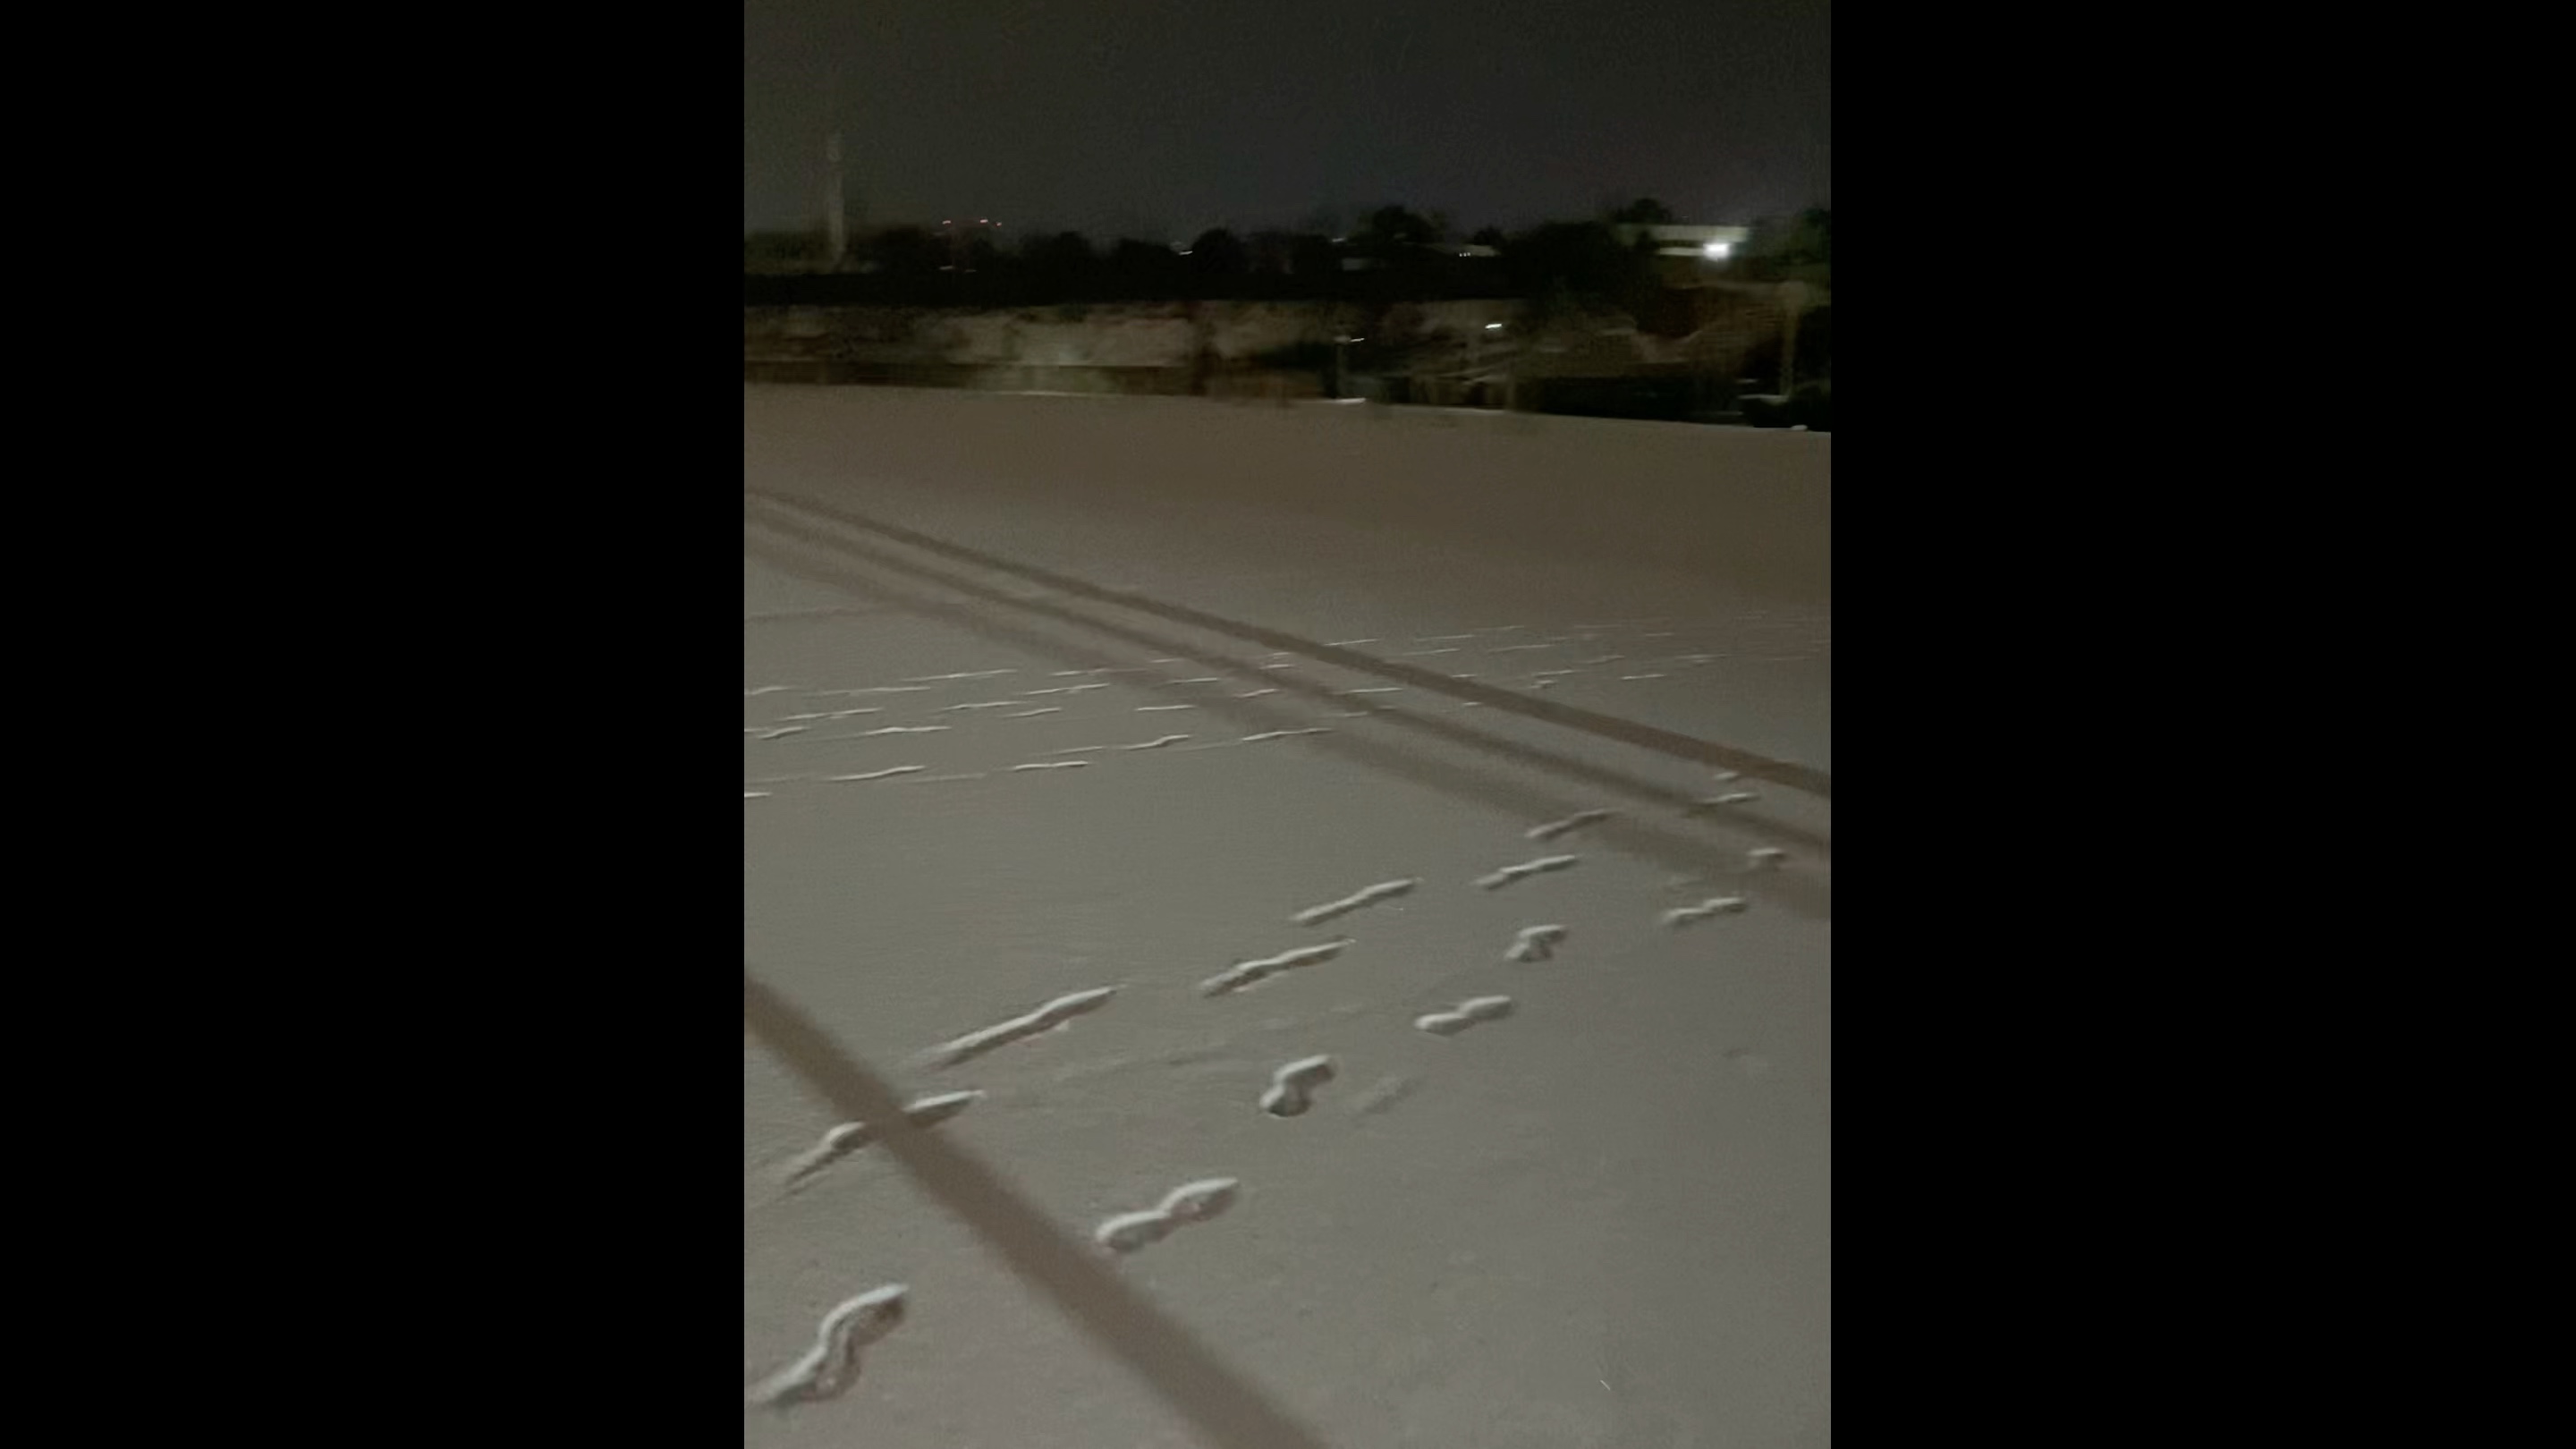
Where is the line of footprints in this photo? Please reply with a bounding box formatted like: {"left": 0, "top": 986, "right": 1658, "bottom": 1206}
{"left": 750, "top": 778, "right": 1783, "bottom": 1412}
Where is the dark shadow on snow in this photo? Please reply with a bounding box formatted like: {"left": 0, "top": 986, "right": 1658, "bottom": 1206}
{"left": 743, "top": 513, "right": 1829, "bottom": 921}
{"left": 742, "top": 968, "right": 1333, "bottom": 1449}
{"left": 743, "top": 487, "right": 1829, "bottom": 801}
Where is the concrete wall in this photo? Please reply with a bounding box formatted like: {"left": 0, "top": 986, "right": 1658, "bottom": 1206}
{"left": 743, "top": 298, "right": 1767, "bottom": 417}
{"left": 741, "top": 360, "right": 1218, "bottom": 396}
{"left": 745, "top": 299, "right": 1523, "bottom": 370}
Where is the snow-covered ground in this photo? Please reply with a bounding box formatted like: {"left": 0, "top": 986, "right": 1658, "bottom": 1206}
{"left": 744, "top": 386, "right": 1830, "bottom": 1447}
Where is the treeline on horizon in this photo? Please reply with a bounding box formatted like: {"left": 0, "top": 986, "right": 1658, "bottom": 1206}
{"left": 744, "top": 199, "right": 1829, "bottom": 311}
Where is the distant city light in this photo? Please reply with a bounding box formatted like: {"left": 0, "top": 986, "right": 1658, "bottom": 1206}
{"left": 1703, "top": 241, "right": 1733, "bottom": 259}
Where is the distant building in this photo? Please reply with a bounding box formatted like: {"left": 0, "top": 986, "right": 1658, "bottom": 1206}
{"left": 1611, "top": 223, "right": 1752, "bottom": 258}
{"left": 1612, "top": 224, "right": 1753, "bottom": 286}
{"left": 1342, "top": 241, "right": 1499, "bottom": 272}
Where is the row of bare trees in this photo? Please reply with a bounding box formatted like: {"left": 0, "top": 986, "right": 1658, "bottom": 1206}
{"left": 747, "top": 200, "right": 1828, "bottom": 312}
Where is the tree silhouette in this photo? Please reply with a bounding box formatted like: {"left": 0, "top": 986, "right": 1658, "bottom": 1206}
{"left": 1106, "top": 239, "right": 1182, "bottom": 297}
{"left": 745, "top": 230, "right": 827, "bottom": 273}
{"left": 1506, "top": 221, "right": 1651, "bottom": 306}
{"left": 1021, "top": 231, "right": 1096, "bottom": 296}
{"left": 1732, "top": 208, "right": 1831, "bottom": 284}
{"left": 1289, "top": 235, "right": 1340, "bottom": 281}
{"left": 1246, "top": 230, "right": 1301, "bottom": 273}
{"left": 1186, "top": 228, "right": 1250, "bottom": 278}
{"left": 869, "top": 226, "right": 945, "bottom": 277}
{"left": 1363, "top": 206, "right": 1439, "bottom": 247}
{"left": 1610, "top": 197, "right": 1679, "bottom": 225}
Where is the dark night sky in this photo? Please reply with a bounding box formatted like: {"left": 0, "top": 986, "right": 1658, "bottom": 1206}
{"left": 743, "top": 0, "right": 1829, "bottom": 241}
